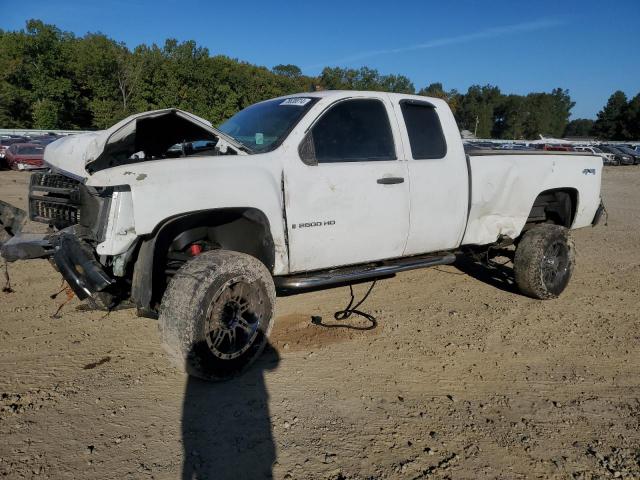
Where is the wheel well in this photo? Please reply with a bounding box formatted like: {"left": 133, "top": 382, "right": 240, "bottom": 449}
{"left": 131, "top": 208, "right": 275, "bottom": 315}
{"left": 525, "top": 188, "right": 578, "bottom": 229}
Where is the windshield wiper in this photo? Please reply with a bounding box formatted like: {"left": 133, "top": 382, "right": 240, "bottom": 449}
{"left": 235, "top": 142, "right": 254, "bottom": 154}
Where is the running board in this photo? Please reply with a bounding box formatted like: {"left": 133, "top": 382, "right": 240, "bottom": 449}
{"left": 275, "top": 252, "right": 456, "bottom": 294}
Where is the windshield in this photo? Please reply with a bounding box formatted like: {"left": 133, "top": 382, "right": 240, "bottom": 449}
{"left": 16, "top": 145, "right": 44, "bottom": 155}
{"left": 218, "top": 97, "right": 318, "bottom": 153}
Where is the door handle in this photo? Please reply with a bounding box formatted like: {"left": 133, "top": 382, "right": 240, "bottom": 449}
{"left": 377, "top": 176, "right": 405, "bottom": 185}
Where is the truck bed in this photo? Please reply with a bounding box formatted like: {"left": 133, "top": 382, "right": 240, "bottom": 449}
{"left": 461, "top": 152, "right": 602, "bottom": 246}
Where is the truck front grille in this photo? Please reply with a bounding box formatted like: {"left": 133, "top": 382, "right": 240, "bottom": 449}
{"left": 29, "top": 172, "right": 82, "bottom": 229}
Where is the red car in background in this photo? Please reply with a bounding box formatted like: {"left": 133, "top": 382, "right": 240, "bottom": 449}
{"left": 0, "top": 137, "right": 28, "bottom": 168}
{"left": 5, "top": 143, "right": 45, "bottom": 170}
{"left": 534, "top": 144, "right": 575, "bottom": 152}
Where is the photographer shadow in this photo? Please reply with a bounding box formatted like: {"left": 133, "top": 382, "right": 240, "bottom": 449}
{"left": 181, "top": 345, "right": 280, "bottom": 480}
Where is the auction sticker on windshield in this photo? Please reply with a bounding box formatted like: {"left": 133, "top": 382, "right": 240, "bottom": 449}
{"left": 280, "top": 98, "right": 312, "bottom": 106}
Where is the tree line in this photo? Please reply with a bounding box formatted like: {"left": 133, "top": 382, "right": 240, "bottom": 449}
{"left": 0, "top": 20, "right": 637, "bottom": 140}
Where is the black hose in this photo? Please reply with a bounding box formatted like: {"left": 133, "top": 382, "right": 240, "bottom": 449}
{"left": 310, "top": 281, "right": 378, "bottom": 330}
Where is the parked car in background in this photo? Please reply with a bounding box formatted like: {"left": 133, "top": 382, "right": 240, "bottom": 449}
{"left": 612, "top": 145, "right": 640, "bottom": 165}
{"left": 0, "top": 137, "right": 28, "bottom": 168}
{"left": 598, "top": 145, "right": 634, "bottom": 165}
{"left": 498, "top": 143, "right": 531, "bottom": 150}
{"left": 32, "top": 135, "right": 62, "bottom": 146}
{"left": 4, "top": 143, "right": 45, "bottom": 170}
{"left": 574, "top": 146, "right": 618, "bottom": 166}
{"left": 534, "top": 144, "right": 574, "bottom": 152}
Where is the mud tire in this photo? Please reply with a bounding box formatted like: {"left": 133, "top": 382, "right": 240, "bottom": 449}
{"left": 159, "top": 250, "right": 275, "bottom": 381}
{"left": 514, "top": 224, "right": 575, "bottom": 300}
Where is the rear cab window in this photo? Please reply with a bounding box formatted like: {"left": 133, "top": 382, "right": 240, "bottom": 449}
{"left": 400, "top": 100, "right": 447, "bottom": 159}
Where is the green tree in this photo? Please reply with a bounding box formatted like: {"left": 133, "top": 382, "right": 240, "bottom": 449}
{"left": 493, "top": 95, "right": 525, "bottom": 139}
{"left": 0, "top": 21, "right": 77, "bottom": 127}
{"left": 549, "top": 88, "right": 575, "bottom": 137}
{"left": 520, "top": 89, "right": 574, "bottom": 138}
{"left": 319, "top": 66, "right": 414, "bottom": 93}
{"left": 32, "top": 98, "right": 60, "bottom": 128}
{"left": 271, "top": 64, "right": 302, "bottom": 78}
{"left": 592, "top": 91, "right": 628, "bottom": 140}
{"left": 70, "top": 33, "right": 135, "bottom": 128}
{"left": 0, "top": 18, "right": 590, "bottom": 139}
{"left": 418, "top": 83, "right": 461, "bottom": 115}
{"left": 418, "top": 82, "right": 446, "bottom": 98}
{"left": 564, "top": 118, "right": 595, "bottom": 138}
{"left": 457, "top": 85, "right": 502, "bottom": 138}
{"left": 622, "top": 93, "right": 640, "bottom": 140}
{"left": 21, "top": 20, "right": 80, "bottom": 128}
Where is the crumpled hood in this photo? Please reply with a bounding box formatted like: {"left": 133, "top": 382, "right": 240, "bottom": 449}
{"left": 43, "top": 108, "right": 245, "bottom": 180}
{"left": 44, "top": 132, "right": 101, "bottom": 180}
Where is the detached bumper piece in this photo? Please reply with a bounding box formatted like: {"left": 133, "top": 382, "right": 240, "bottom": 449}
{"left": 1, "top": 233, "right": 54, "bottom": 261}
{"left": 50, "top": 233, "right": 114, "bottom": 300}
{"left": 0, "top": 230, "right": 115, "bottom": 301}
{"left": 0, "top": 200, "right": 26, "bottom": 245}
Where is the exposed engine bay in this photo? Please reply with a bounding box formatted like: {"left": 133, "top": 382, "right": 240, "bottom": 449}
{"left": 85, "top": 109, "right": 243, "bottom": 173}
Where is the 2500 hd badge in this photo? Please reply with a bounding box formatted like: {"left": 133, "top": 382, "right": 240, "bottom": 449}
{"left": 291, "top": 220, "right": 336, "bottom": 229}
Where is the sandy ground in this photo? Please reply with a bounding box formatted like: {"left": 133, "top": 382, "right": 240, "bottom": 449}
{"left": 0, "top": 167, "right": 638, "bottom": 480}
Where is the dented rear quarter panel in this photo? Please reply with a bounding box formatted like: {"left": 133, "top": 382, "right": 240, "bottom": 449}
{"left": 462, "top": 153, "right": 603, "bottom": 246}
{"left": 86, "top": 154, "right": 289, "bottom": 274}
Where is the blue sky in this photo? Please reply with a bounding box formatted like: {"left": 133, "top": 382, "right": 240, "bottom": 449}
{"left": 2, "top": 0, "right": 639, "bottom": 118}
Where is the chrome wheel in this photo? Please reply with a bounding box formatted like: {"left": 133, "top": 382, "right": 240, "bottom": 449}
{"left": 541, "top": 240, "right": 569, "bottom": 292}
{"left": 205, "top": 279, "right": 266, "bottom": 360}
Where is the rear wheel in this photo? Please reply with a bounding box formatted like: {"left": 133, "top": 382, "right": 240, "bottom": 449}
{"left": 514, "top": 224, "right": 575, "bottom": 299}
{"left": 159, "top": 250, "right": 275, "bottom": 381}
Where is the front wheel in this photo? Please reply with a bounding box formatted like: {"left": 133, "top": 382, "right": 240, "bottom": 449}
{"left": 514, "top": 224, "right": 575, "bottom": 299}
{"left": 158, "top": 250, "right": 276, "bottom": 381}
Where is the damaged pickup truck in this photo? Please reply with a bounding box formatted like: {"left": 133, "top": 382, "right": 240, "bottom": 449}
{"left": 0, "top": 91, "right": 605, "bottom": 380}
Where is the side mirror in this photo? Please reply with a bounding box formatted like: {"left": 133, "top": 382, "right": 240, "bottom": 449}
{"left": 298, "top": 132, "right": 317, "bottom": 166}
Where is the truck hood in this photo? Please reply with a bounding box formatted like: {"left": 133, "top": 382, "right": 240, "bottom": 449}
{"left": 44, "top": 108, "right": 246, "bottom": 180}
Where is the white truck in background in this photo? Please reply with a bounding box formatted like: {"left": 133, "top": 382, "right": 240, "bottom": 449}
{"left": 0, "top": 91, "right": 605, "bottom": 380}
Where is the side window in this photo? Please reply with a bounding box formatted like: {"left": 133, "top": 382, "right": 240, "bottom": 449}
{"left": 305, "top": 99, "right": 396, "bottom": 163}
{"left": 400, "top": 101, "right": 447, "bottom": 159}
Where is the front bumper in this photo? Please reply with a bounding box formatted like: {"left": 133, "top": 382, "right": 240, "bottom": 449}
{"left": 1, "top": 230, "right": 114, "bottom": 300}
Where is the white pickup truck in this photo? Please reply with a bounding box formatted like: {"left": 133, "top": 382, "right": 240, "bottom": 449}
{"left": 0, "top": 91, "right": 605, "bottom": 380}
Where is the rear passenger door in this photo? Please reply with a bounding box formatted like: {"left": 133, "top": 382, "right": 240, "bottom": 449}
{"left": 284, "top": 97, "right": 410, "bottom": 272}
{"left": 393, "top": 98, "right": 469, "bottom": 255}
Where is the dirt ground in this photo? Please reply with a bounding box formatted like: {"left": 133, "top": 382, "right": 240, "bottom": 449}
{"left": 0, "top": 167, "right": 638, "bottom": 480}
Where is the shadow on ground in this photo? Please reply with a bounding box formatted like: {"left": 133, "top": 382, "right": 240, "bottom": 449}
{"left": 453, "top": 256, "right": 519, "bottom": 295}
{"left": 181, "top": 345, "right": 280, "bottom": 480}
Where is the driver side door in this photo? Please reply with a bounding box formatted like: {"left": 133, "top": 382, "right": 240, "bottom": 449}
{"left": 284, "top": 96, "right": 410, "bottom": 272}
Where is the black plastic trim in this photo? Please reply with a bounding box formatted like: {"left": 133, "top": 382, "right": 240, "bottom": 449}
{"left": 50, "top": 233, "right": 114, "bottom": 300}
